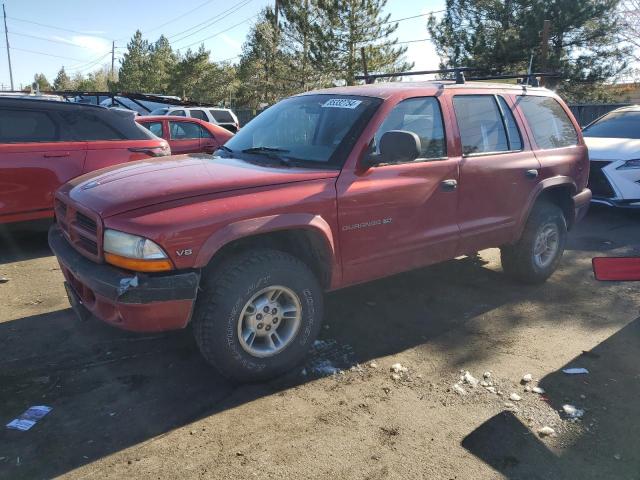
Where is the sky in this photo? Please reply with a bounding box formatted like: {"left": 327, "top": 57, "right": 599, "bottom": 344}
{"left": 0, "top": 0, "right": 446, "bottom": 90}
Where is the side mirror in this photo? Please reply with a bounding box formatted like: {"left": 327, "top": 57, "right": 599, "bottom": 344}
{"left": 365, "top": 130, "right": 421, "bottom": 167}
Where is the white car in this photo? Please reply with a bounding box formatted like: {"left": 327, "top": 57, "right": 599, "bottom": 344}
{"left": 148, "top": 106, "right": 240, "bottom": 133}
{"left": 583, "top": 106, "right": 640, "bottom": 208}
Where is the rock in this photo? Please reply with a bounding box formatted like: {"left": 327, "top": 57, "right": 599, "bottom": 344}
{"left": 538, "top": 426, "right": 555, "bottom": 437}
{"left": 497, "top": 391, "right": 504, "bottom": 396}
{"left": 0, "top": 277, "right": 9, "bottom": 284}
{"left": 524, "top": 385, "right": 532, "bottom": 392}
{"left": 580, "top": 394, "right": 586, "bottom": 400}
{"left": 391, "top": 373, "right": 401, "bottom": 381}
{"left": 462, "top": 371, "right": 479, "bottom": 387}
{"left": 483, "top": 371, "right": 492, "bottom": 379}
{"left": 614, "top": 453, "right": 621, "bottom": 460}
{"left": 562, "top": 404, "right": 585, "bottom": 418}
{"left": 522, "top": 373, "right": 533, "bottom": 383}
{"left": 368, "top": 362, "right": 378, "bottom": 369}
{"left": 485, "top": 386, "right": 497, "bottom": 394}
{"left": 509, "top": 393, "right": 522, "bottom": 402}
{"left": 503, "top": 402, "right": 517, "bottom": 409}
{"left": 453, "top": 383, "right": 467, "bottom": 396}
{"left": 480, "top": 380, "right": 491, "bottom": 387}
{"left": 532, "top": 386, "right": 545, "bottom": 394}
{"left": 390, "top": 363, "right": 408, "bottom": 374}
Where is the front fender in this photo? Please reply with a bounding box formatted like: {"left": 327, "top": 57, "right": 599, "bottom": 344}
{"left": 193, "top": 212, "right": 338, "bottom": 277}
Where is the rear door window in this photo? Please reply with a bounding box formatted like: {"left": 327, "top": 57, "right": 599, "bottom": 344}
{"left": 190, "top": 109, "right": 208, "bottom": 121}
{"left": 517, "top": 96, "right": 578, "bottom": 149}
{"left": 209, "top": 109, "right": 234, "bottom": 123}
{"left": 453, "top": 95, "right": 511, "bottom": 155}
{"left": 171, "top": 110, "right": 186, "bottom": 117}
{"left": 60, "top": 110, "right": 125, "bottom": 140}
{"left": 0, "top": 109, "right": 60, "bottom": 143}
{"left": 374, "top": 97, "right": 447, "bottom": 159}
{"left": 169, "top": 121, "right": 206, "bottom": 139}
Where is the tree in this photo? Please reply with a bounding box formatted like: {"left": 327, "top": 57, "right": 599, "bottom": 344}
{"left": 53, "top": 67, "right": 72, "bottom": 91}
{"left": 428, "top": 0, "right": 630, "bottom": 101}
{"left": 33, "top": 73, "right": 51, "bottom": 91}
{"left": 619, "top": 1, "right": 640, "bottom": 61}
{"left": 147, "top": 35, "right": 177, "bottom": 93}
{"left": 170, "top": 45, "right": 212, "bottom": 100}
{"left": 315, "top": 0, "right": 413, "bottom": 85}
{"left": 118, "top": 30, "right": 152, "bottom": 91}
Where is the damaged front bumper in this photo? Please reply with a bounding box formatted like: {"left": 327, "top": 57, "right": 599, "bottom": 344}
{"left": 48, "top": 226, "right": 200, "bottom": 332}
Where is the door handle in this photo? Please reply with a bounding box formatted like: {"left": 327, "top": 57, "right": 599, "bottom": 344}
{"left": 44, "top": 152, "right": 70, "bottom": 158}
{"left": 525, "top": 169, "right": 539, "bottom": 179}
{"left": 441, "top": 179, "right": 458, "bottom": 191}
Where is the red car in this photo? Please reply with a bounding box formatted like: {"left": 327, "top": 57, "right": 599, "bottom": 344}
{"left": 50, "top": 79, "right": 591, "bottom": 382}
{"left": 136, "top": 116, "right": 234, "bottom": 155}
{"left": 0, "top": 98, "right": 170, "bottom": 225}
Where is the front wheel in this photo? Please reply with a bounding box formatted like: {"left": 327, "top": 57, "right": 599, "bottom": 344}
{"left": 193, "top": 249, "right": 324, "bottom": 382}
{"left": 501, "top": 202, "right": 567, "bottom": 284}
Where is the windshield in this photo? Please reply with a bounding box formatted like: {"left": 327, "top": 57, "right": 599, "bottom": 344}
{"left": 223, "top": 94, "right": 381, "bottom": 167}
{"left": 583, "top": 110, "right": 640, "bottom": 139}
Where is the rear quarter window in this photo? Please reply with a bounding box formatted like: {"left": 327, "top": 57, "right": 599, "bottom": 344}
{"left": 0, "top": 109, "right": 61, "bottom": 143}
{"left": 517, "top": 96, "right": 578, "bottom": 149}
{"left": 60, "top": 108, "right": 153, "bottom": 141}
{"left": 209, "top": 109, "right": 234, "bottom": 123}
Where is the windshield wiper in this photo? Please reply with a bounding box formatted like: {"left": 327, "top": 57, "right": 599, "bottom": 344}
{"left": 241, "top": 146, "right": 290, "bottom": 155}
{"left": 218, "top": 145, "right": 233, "bottom": 153}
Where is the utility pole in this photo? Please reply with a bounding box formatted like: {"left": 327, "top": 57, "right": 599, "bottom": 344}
{"left": 2, "top": 3, "right": 14, "bottom": 91}
{"left": 111, "top": 41, "right": 115, "bottom": 81}
{"left": 539, "top": 19, "right": 551, "bottom": 86}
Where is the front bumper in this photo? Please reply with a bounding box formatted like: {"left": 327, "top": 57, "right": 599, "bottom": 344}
{"left": 573, "top": 188, "right": 592, "bottom": 224}
{"left": 49, "top": 226, "right": 200, "bottom": 332}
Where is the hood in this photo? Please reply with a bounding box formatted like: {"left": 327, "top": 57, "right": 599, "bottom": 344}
{"left": 61, "top": 154, "right": 338, "bottom": 217}
{"left": 584, "top": 136, "right": 640, "bottom": 161}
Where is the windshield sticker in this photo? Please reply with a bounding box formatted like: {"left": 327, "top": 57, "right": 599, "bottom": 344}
{"left": 322, "top": 98, "right": 362, "bottom": 109}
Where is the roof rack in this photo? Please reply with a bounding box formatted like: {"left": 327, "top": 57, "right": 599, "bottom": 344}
{"left": 356, "top": 68, "right": 559, "bottom": 87}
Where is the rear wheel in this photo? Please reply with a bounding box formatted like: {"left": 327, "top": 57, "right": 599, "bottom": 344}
{"left": 501, "top": 202, "right": 567, "bottom": 284}
{"left": 193, "top": 249, "right": 323, "bottom": 382}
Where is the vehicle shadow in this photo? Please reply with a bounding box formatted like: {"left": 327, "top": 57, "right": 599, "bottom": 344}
{"left": 0, "top": 220, "right": 52, "bottom": 264}
{"left": 461, "top": 317, "right": 640, "bottom": 479}
{"left": 0, "top": 209, "right": 637, "bottom": 478}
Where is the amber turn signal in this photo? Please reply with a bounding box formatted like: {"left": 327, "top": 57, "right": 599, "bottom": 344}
{"left": 104, "top": 252, "right": 174, "bottom": 272}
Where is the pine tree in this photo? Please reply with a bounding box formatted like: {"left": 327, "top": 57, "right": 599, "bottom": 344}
{"left": 118, "top": 30, "right": 152, "bottom": 92}
{"left": 316, "top": 0, "right": 413, "bottom": 85}
{"left": 169, "top": 45, "right": 212, "bottom": 100}
{"left": 53, "top": 67, "right": 72, "bottom": 91}
{"left": 148, "top": 35, "right": 177, "bottom": 93}
{"left": 428, "top": 0, "right": 630, "bottom": 101}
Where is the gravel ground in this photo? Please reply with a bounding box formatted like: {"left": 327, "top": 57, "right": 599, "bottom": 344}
{"left": 0, "top": 206, "right": 639, "bottom": 480}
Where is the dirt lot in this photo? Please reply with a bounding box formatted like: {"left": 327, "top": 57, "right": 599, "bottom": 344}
{"left": 0, "top": 206, "right": 639, "bottom": 480}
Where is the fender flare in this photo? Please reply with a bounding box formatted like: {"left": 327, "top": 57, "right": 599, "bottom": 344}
{"left": 514, "top": 176, "right": 577, "bottom": 240}
{"left": 193, "top": 212, "right": 338, "bottom": 274}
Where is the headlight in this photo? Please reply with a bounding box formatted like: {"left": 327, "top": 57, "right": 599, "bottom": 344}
{"left": 103, "top": 229, "right": 173, "bottom": 272}
{"left": 617, "top": 159, "right": 640, "bottom": 170}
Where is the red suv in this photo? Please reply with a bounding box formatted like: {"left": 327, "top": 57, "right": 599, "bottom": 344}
{"left": 49, "top": 81, "right": 591, "bottom": 382}
{"left": 136, "top": 116, "right": 233, "bottom": 155}
{"left": 0, "top": 98, "right": 170, "bottom": 225}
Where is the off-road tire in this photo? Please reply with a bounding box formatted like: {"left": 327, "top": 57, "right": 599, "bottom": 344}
{"left": 500, "top": 202, "right": 567, "bottom": 284}
{"left": 193, "top": 249, "right": 323, "bottom": 382}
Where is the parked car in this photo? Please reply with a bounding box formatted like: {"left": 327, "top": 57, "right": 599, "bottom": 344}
{"left": 148, "top": 106, "right": 240, "bottom": 133}
{"left": 136, "top": 116, "right": 234, "bottom": 155}
{"left": 49, "top": 80, "right": 591, "bottom": 382}
{"left": 0, "top": 98, "right": 170, "bottom": 225}
{"left": 583, "top": 106, "right": 640, "bottom": 209}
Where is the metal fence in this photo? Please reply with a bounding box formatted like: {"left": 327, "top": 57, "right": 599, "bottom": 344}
{"left": 568, "top": 103, "right": 631, "bottom": 127}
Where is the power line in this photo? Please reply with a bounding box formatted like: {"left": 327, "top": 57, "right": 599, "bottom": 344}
{"left": 178, "top": 13, "right": 258, "bottom": 50}
{"left": 7, "top": 16, "right": 95, "bottom": 35}
{"left": 142, "top": 0, "right": 213, "bottom": 35}
{"left": 8, "top": 30, "right": 108, "bottom": 48}
{"left": 384, "top": 9, "right": 446, "bottom": 24}
{"left": 5, "top": 46, "right": 90, "bottom": 62}
{"left": 168, "top": 0, "right": 253, "bottom": 43}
